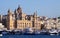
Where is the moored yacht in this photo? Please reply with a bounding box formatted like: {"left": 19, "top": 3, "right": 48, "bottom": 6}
{"left": 34, "top": 29, "right": 49, "bottom": 35}
{"left": 13, "top": 29, "right": 22, "bottom": 35}
{"left": 34, "top": 30, "right": 40, "bottom": 35}
{"left": 2, "top": 30, "right": 8, "bottom": 35}
{"left": 40, "top": 29, "right": 49, "bottom": 35}
{"left": 49, "top": 29, "right": 58, "bottom": 35}
{"left": 23, "top": 28, "right": 34, "bottom": 35}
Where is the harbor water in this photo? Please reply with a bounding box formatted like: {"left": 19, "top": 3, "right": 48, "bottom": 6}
{"left": 1, "top": 35, "right": 60, "bottom": 38}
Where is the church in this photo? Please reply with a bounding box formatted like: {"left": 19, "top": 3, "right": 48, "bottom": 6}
{"left": 1, "top": 5, "right": 43, "bottom": 30}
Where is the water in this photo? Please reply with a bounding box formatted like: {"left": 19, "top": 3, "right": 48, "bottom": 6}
{"left": 1, "top": 35, "right": 60, "bottom": 38}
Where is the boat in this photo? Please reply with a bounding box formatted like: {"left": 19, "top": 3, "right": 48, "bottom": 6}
{"left": 14, "top": 30, "right": 22, "bottom": 35}
{"left": 40, "top": 29, "right": 49, "bottom": 35}
{"left": 23, "top": 28, "right": 34, "bottom": 35}
{"left": 8, "top": 30, "right": 15, "bottom": 35}
{"left": 49, "top": 29, "right": 58, "bottom": 35}
{"left": 2, "top": 30, "right": 8, "bottom": 35}
{"left": 34, "top": 30, "right": 40, "bottom": 35}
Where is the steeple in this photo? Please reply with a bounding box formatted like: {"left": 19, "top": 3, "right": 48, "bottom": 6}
{"left": 17, "top": 5, "right": 22, "bottom": 13}
{"left": 17, "top": 5, "right": 21, "bottom": 10}
{"left": 8, "top": 9, "right": 11, "bottom": 13}
{"left": 34, "top": 11, "right": 37, "bottom": 17}
{"left": 8, "top": 9, "right": 12, "bottom": 15}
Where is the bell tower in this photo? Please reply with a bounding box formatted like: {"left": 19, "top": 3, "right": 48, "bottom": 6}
{"left": 33, "top": 11, "right": 37, "bottom": 22}
{"left": 7, "top": 9, "right": 14, "bottom": 30}
{"left": 33, "top": 11, "right": 37, "bottom": 29}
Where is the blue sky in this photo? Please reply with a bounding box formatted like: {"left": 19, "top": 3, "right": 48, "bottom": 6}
{"left": 0, "top": 0, "right": 60, "bottom": 18}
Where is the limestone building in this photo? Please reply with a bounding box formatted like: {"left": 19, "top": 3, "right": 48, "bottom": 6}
{"left": 6, "top": 6, "right": 42, "bottom": 30}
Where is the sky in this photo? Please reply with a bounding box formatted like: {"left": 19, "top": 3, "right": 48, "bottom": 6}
{"left": 0, "top": 0, "right": 60, "bottom": 18}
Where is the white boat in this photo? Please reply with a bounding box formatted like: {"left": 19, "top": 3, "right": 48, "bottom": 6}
{"left": 49, "top": 29, "right": 58, "bottom": 35}
{"left": 34, "top": 29, "right": 49, "bottom": 35}
{"left": 2, "top": 30, "right": 8, "bottom": 35}
{"left": 34, "top": 30, "right": 40, "bottom": 35}
{"left": 40, "top": 29, "right": 49, "bottom": 35}
{"left": 23, "top": 28, "right": 34, "bottom": 34}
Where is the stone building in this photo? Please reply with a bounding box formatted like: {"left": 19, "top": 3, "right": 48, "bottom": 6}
{"left": 3, "top": 5, "right": 42, "bottom": 30}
